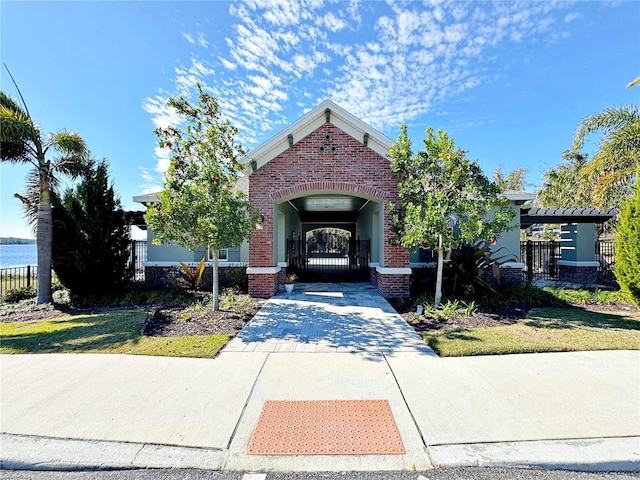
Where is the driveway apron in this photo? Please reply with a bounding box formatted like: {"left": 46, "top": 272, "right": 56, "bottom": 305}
{"left": 222, "top": 282, "right": 435, "bottom": 355}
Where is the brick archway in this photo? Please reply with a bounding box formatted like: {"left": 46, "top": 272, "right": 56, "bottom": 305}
{"left": 271, "top": 182, "right": 388, "bottom": 204}
{"left": 247, "top": 122, "right": 410, "bottom": 298}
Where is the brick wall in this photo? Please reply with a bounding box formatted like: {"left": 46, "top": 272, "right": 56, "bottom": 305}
{"left": 248, "top": 122, "right": 409, "bottom": 296}
{"left": 248, "top": 273, "right": 279, "bottom": 298}
{"left": 558, "top": 265, "right": 598, "bottom": 286}
{"left": 377, "top": 273, "right": 411, "bottom": 299}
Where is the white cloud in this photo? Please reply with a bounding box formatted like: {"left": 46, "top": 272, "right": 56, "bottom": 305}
{"left": 197, "top": 32, "right": 208, "bottom": 48}
{"left": 142, "top": 0, "right": 586, "bottom": 192}
{"left": 182, "top": 32, "right": 195, "bottom": 44}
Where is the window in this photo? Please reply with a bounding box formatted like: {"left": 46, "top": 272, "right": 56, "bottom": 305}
{"left": 208, "top": 247, "right": 228, "bottom": 261}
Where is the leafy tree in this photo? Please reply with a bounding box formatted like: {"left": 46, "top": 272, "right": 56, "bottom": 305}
{"left": 614, "top": 167, "right": 640, "bottom": 307}
{"left": 389, "top": 125, "right": 515, "bottom": 306}
{"left": 492, "top": 166, "right": 529, "bottom": 191}
{"left": 0, "top": 90, "right": 88, "bottom": 304}
{"left": 144, "top": 84, "right": 256, "bottom": 311}
{"left": 51, "top": 160, "right": 131, "bottom": 299}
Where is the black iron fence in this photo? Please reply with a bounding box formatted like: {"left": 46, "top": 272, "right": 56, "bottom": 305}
{"left": 520, "top": 240, "right": 561, "bottom": 282}
{"left": 521, "top": 239, "right": 617, "bottom": 285}
{"left": 0, "top": 241, "right": 147, "bottom": 296}
{"left": 287, "top": 238, "right": 370, "bottom": 282}
{"left": 0, "top": 265, "right": 37, "bottom": 295}
{"left": 595, "top": 238, "right": 616, "bottom": 284}
{"left": 129, "top": 240, "right": 147, "bottom": 281}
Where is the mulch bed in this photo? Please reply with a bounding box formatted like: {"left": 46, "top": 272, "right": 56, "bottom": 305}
{"left": 142, "top": 299, "right": 263, "bottom": 337}
{"left": 388, "top": 297, "right": 638, "bottom": 333}
{"left": 2, "top": 293, "right": 635, "bottom": 337}
{"left": 0, "top": 294, "right": 265, "bottom": 337}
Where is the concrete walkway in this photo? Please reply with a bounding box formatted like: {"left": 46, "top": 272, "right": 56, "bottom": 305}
{"left": 224, "top": 283, "right": 434, "bottom": 355}
{"left": 1, "top": 283, "right": 639, "bottom": 472}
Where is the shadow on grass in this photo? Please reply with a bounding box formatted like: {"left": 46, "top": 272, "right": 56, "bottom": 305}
{"left": 0, "top": 311, "right": 145, "bottom": 354}
{"left": 523, "top": 308, "right": 640, "bottom": 331}
{"left": 426, "top": 330, "right": 482, "bottom": 352}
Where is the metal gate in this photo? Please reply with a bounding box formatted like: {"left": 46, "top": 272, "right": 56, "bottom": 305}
{"left": 286, "top": 236, "right": 370, "bottom": 282}
{"left": 520, "top": 240, "right": 561, "bottom": 282}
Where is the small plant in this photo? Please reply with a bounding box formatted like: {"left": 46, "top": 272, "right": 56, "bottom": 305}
{"left": 2, "top": 286, "right": 37, "bottom": 303}
{"left": 420, "top": 298, "right": 477, "bottom": 320}
{"left": 284, "top": 274, "right": 298, "bottom": 284}
{"left": 176, "top": 257, "right": 206, "bottom": 293}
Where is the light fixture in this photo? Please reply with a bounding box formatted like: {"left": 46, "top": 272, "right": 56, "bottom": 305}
{"left": 325, "top": 108, "right": 331, "bottom": 123}
{"left": 288, "top": 134, "right": 293, "bottom": 147}
{"left": 250, "top": 160, "right": 257, "bottom": 172}
{"left": 363, "top": 133, "right": 369, "bottom": 146}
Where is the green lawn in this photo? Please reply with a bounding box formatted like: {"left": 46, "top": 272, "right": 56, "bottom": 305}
{"left": 0, "top": 311, "right": 230, "bottom": 358}
{"left": 424, "top": 307, "right": 640, "bottom": 357}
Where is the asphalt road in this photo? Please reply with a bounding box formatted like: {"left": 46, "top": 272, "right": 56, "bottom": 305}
{"left": 1, "top": 469, "right": 638, "bottom": 480}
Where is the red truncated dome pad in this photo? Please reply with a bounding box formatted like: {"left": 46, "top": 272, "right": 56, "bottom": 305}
{"left": 246, "top": 399, "right": 406, "bottom": 455}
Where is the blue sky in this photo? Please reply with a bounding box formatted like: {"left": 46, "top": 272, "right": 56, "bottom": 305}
{"left": 1, "top": 0, "right": 638, "bottom": 239}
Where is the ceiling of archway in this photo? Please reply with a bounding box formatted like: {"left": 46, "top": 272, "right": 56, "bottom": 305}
{"left": 289, "top": 195, "right": 369, "bottom": 213}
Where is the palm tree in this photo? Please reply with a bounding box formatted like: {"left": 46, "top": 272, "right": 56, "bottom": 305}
{"left": 1, "top": 91, "right": 88, "bottom": 304}
{"left": 572, "top": 102, "right": 639, "bottom": 209}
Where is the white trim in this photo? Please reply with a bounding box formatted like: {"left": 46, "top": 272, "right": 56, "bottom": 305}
{"left": 133, "top": 192, "right": 160, "bottom": 204}
{"left": 368, "top": 262, "right": 380, "bottom": 268}
{"left": 556, "top": 260, "right": 600, "bottom": 268}
{"left": 246, "top": 266, "right": 282, "bottom": 274}
{"left": 504, "top": 192, "right": 536, "bottom": 203}
{"left": 277, "top": 262, "right": 289, "bottom": 267}
{"left": 501, "top": 262, "right": 525, "bottom": 269}
{"left": 376, "top": 266, "right": 412, "bottom": 275}
{"left": 144, "top": 261, "right": 246, "bottom": 268}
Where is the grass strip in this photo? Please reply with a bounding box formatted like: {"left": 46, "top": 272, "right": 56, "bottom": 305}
{"left": 424, "top": 307, "right": 640, "bottom": 357}
{"left": 0, "top": 311, "right": 230, "bottom": 358}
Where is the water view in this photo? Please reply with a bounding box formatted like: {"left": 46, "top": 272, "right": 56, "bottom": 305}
{"left": 0, "top": 244, "right": 37, "bottom": 268}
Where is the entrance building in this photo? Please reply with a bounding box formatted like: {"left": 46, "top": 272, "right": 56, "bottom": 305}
{"left": 245, "top": 100, "right": 411, "bottom": 298}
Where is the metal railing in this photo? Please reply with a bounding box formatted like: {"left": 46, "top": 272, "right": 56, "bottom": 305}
{"left": 520, "top": 240, "right": 561, "bottom": 282}
{"left": 287, "top": 239, "right": 370, "bottom": 282}
{"left": 0, "top": 265, "right": 37, "bottom": 295}
{"left": 128, "top": 240, "right": 147, "bottom": 281}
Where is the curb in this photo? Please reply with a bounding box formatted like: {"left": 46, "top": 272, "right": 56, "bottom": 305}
{"left": 428, "top": 436, "right": 640, "bottom": 473}
{"left": 0, "top": 434, "right": 224, "bottom": 471}
{"left": 3, "top": 433, "right": 640, "bottom": 473}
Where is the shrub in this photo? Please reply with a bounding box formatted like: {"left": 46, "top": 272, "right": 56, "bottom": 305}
{"left": 615, "top": 174, "right": 640, "bottom": 307}
{"left": 52, "top": 160, "right": 131, "bottom": 299}
{"left": 2, "top": 286, "right": 37, "bottom": 303}
{"left": 449, "top": 241, "right": 516, "bottom": 297}
{"left": 220, "top": 266, "right": 249, "bottom": 293}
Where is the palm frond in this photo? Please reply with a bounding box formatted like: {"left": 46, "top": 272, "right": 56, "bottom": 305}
{"left": 627, "top": 77, "right": 640, "bottom": 89}
{"left": 572, "top": 105, "right": 639, "bottom": 151}
{"left": 13, "top": 167, "right": 43, "bottom": 232}
{"left": 46, "top": 130, "right": 88, "bottom": 156}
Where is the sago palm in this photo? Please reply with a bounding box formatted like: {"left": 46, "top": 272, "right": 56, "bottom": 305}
{"left": 0, "top": 91, "right": 88, "bottom": 304}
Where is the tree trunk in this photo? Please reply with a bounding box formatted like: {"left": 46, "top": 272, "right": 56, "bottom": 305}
{"left": 435, "top": 233, "right": 444, "bottom": 307}
{"left": 212, "top": 250, "right": 219, "bottom": 311}
{"left": 36, "top": 171, "right": 53, "bottom": 305}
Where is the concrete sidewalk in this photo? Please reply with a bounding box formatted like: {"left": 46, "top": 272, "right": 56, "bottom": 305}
{"left": 2, "top": 284, "right": 640, "bottom": 472}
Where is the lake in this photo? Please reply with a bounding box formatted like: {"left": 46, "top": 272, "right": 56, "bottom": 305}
{"left": 0, "top": 244, "right": 37, "bottom": 268}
